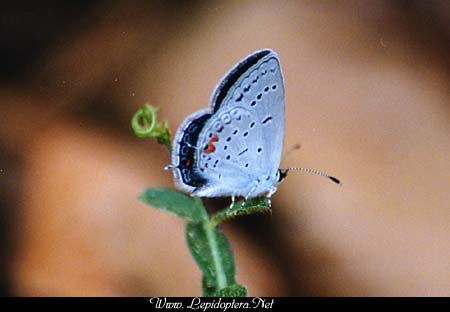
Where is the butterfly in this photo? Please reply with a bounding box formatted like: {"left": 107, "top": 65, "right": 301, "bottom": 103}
{"left": 165, "top": 49, "right": 285, "bottom": 205}
{"left": 166, "top": 49, "right": 340, "bottom": 205}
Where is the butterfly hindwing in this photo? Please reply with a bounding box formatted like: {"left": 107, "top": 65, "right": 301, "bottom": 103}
{"left": 171, "top": 109, "right": 211, "bottom": 193}
{"left": 194, "top": 107, "right": 262, "bottom": 196}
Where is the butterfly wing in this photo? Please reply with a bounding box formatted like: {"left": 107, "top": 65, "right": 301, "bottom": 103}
{"left": 170, "top": 109, "right": 212, "bottom": 194}
{"left": 193, "top": 50, "right": 285, "bottom": 197}
{"left": 210, "top": 49, "right": 274, "bottom": 112}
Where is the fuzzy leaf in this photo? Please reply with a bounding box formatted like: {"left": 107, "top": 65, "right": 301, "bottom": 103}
{"left": 186, "top": 222, "right": 235, "bottom": 295}
{"left": 202, "top": 276, "right": 217, "bottom": 297}
{"left": 211, "top": 197, "right": 271, "bottom": 226}
{"left": 214, "top": 284, "right": 247, "bottom": 297}
{"left": 139, "top": 187, "right": 204, "bottom": 222}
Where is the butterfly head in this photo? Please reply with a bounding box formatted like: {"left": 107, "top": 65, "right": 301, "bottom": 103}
{"left": 276, "top": 168, "right": 289, "bottom": 184}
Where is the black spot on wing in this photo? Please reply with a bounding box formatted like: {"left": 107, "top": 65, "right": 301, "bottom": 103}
{"left": 262, "top": 116, "right": 272, "bottom": 124}
{"left": 238, "top": 148, "right": 248, "bottom": 156}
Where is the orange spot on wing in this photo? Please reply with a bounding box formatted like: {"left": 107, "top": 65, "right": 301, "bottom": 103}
{"left": 204, "top": 144, "right": 216, "bottom": 154}
{"left": 210, "top": 135, "right": 219, "bottom": 143}
{"left": 204, "top": 135, "right": 219, "bottom": 154}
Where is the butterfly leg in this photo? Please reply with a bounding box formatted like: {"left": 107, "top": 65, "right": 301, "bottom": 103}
{"left": 229, "top": 195, "right": 236, "bottom": 209}
{"left": 265, "top": 186, "right": 278, "bottom": 208}
{"left": 241, "top": 182, "right": 259, "bottom": 208}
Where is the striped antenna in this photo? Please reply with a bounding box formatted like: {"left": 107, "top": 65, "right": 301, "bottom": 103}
{"left": 282, "top": 167, "right": 342, "bottom": 185}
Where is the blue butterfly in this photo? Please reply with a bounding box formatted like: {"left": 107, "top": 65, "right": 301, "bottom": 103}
{"left": 166, "top": 49, "right": 339, "bottom": 205}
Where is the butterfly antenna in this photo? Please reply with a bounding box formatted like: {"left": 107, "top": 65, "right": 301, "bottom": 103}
{"left": 283, "top": 167, "right": 342, "bottom": 185}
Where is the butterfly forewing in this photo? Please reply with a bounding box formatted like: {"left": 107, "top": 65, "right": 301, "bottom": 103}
{"left": 194, "top": 51, "right": 285, "bottom": 197}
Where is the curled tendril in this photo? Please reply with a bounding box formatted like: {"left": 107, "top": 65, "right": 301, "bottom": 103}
{"left": 131, "top": 103, "right": 172, "bottom": 152}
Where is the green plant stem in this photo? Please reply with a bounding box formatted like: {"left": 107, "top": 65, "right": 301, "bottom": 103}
{"left": 131, "top": 104, "right": 172, "bottom": 153}
{"left": 195, "top": 197, "right": 227, "bottom": 290}
{"left": 203, "top": 219, "right": 227, "bottom": 290}
{"left": 131, "top": 104, "right": 157, "bottom": 138}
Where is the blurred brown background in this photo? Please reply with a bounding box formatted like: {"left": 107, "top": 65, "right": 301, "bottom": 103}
{"left": 1, "top": 1, "right": 449, "bottom": 296}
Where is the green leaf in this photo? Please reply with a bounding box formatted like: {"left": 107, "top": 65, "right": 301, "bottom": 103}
{"left": 186, "top": 222, "right": 235, "bottom": 295}
{"left": 214, "top": 284, "right": 247, "bottom": 297}
{"left": 202, "top": 276, "right": 217, "bottom": 297}
{"left": 211, "top": 197, "right": 271, "bottom": 226}
{"left": 139, "top": 187, "right": 205, "bottom": 222}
